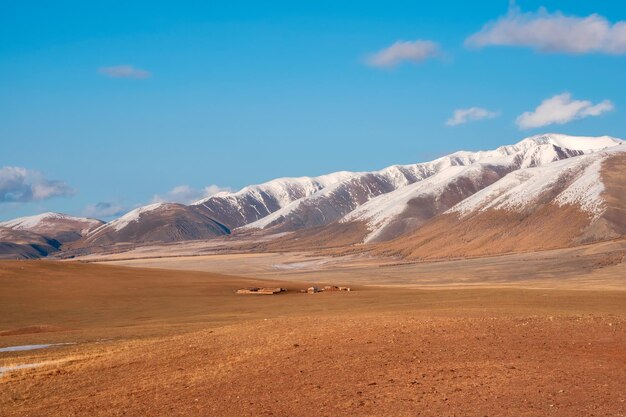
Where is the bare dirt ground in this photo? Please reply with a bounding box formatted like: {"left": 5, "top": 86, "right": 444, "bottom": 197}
{"left": 1, "top": 259, "right": 625, "bottom": 416}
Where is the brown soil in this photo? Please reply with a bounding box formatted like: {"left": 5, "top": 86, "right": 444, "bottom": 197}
{"left": 1, "top": 261, "right": 625, "bottom": 417}
{"left": 0, "top": 326, "right": 67, "bottom": 337}
{"left": 3, "top": 314, "right": 625, "bottom": 417}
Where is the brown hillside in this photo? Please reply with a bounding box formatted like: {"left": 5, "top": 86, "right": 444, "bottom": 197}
{"left": 375, "top": 205, "right": 591, "bottom": 260}
{"left": 252, "top": 220, "right": 370, "bottom": 252}
{"left": 596, "top": 153, "right": 626, "bottom": 237}
{"left": 374, "top": 153, "right": 626, "bottom": 260}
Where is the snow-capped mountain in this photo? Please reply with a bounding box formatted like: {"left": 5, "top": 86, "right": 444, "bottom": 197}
{"left": 0, "top": 212, "right": 104, "bottom": 244}
{"left": 4, "top": 133, "right": 622, "bottom": 258}
{"left": 80, "top": 203, "right": 230, "bottom": 246}
{"left": 192, "top": 172, "right": 354, "bottom": 229}
{"left": 244, "top": 134, "right": 622, "bottom": 243}
{"left": 450, "top": 147, "right": 617, "bottom": 217}
{"left": 239, "top": 156, "right": 485, "bottom": 233}
{"left": 375, "top": 144, "right": 625, "bottom": 260}
{"left": 79, "top": 173, "right": 354, "bottom": 246}
{"left": 335, "top": 134, "right": 623, "bottom": 242}
{"left": 82, "top": 133, "right": 623, "bottom": 250}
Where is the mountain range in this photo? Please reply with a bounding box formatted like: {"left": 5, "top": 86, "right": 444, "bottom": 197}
{"left": 1, "top": 133, "right": 624, "bottom": 260}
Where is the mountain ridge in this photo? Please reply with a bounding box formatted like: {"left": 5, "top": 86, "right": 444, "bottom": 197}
{"left": 1, "top": 133, "right": 623, "bottom": 259}
{"left": 0, "top": 212, "right": 104, "bottom": 244}
{"left": 243, "top": 134, "right": 623, "bottom": 243}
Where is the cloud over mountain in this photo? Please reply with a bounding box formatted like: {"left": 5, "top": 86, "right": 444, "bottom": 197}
{"left": 152, "top": 184, "right": 232, "bottom": 205}
{"left": 516, "top": 93, "right": 613, "bottom": 129}
{"left": 82, "top": 201, "right": 127, "bottom": 219}
{"left": 0, "top": 167, "right": 75, "bottom": 203}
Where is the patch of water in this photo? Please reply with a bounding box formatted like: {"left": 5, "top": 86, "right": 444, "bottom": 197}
{"left": 0, "top": 343, "right": 73, "bottom": 353}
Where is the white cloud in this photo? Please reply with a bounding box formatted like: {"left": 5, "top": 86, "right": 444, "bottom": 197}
{"left": 366, "top": 40, "right": 441, "bottom": 68}
{"left": 516, "top": 93, "right": 614, "bottom": 130}
{"left": 99, "top": 65, "right": 151, "bottom": 79}
{"left": 0, "top": 167, "right": 75, "bottom": 203}
{"left": 446, "top": 107, "right": 499, "bottom": 126}
{"left": 82, "top": 201, "right": 127, "bottom": 219}
{"left": 466, "top": 5, "right": 626, "bottom": 54}
{"left": 151, "top": 184, "right": 232, "bottom": 205}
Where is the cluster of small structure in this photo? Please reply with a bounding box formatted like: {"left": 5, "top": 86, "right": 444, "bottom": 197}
{"left": 236, "top": 287, "right": 286, "bottom": 295}
{"left": 300, "top": 285, "right": 351, "bottom": 294}
{"left": 236, "top": 285, "right": 351, "bottom": 295}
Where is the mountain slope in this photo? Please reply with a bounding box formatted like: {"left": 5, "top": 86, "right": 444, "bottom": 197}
{"left": 0, "top": 228, "right": 61, "bottom": 259}
{"left": 252, "top": 134, "right": 622, "bottom": 246}
{"left": 76, "top": 173, "right": 353, "bottom": 247}
{"left": 375, "top": 145, "right": 625, "bottom": 260}
{"left": 192, "top": 172, "right": 354, "bottom": 229}
{"left": 339, "top": 134, "right": 622, "bottom": 243}
{"left": 81, "top": 203, "right": 230, "bottom": 246}
{"left": 0, "top": 212, "right": 104, "bottom": 244}
{"left": 240, "top": 154, "right": 490, "bottom": 234}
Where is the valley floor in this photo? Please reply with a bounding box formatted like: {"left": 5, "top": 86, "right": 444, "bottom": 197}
{"left": 96, "top": 238, "right": 626, "bottom": 290}
{"left": 1, "top": 250, "right": 625, "bottom": 416}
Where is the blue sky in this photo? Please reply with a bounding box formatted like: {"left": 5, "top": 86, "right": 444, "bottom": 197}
{"left": 1, "top": 0, "right": 625, "bottom": 220}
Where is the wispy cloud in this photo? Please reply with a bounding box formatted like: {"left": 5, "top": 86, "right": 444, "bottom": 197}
{"left": 82, "top": 201, "right": 127, "bottom": 219}
{"left": 151, "top": 184, "right": 232, "bottom": 205}
{"left": 0, "top": 167, "right": 75, "bottom": 203}
{"left": 466, "top": 5, "right": 626, "bottom": 54}
{"left": 366, "top": 40, "right": 441, "bottom": 68}
{"left": 516, "top": 93, "right": 614, "bottom": 130}
{"left": 98, "top": 65, "right": 151, "bottom": 79}
{"left": 446, "top": 107, "right": 499, "bottom": 126}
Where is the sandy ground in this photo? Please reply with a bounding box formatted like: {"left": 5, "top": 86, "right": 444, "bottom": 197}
{"left": 1, "top": 259, "right": 625, "bottom": 416}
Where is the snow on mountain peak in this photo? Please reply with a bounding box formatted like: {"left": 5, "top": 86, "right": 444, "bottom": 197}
{"left": 450, "top": 145, "right": 625, "bottom": 218}
{"left": 520, "top": 133, "right": 622, "bottom": 152}
{"left": 91, "top": 133, "right": 624, "bottom": 239}
{"left": 193, "top": 171, "right": 355, "bottom": 207}
{"left": 0, "top": 212, "right": 100, "bottom": 230}
{"left": 332, "top": 134, "right": 623, "bottom": 242}
{"left": 104, "top": 202, "right": 170, "bottom": 232}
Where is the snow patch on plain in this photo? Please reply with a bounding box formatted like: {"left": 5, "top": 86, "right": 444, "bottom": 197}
{"left": 0, "top": 343, "right": 74, "bottom": 353}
